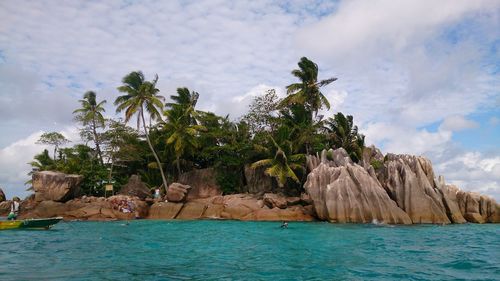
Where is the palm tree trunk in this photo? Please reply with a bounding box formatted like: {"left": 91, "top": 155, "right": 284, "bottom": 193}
{"left": 140, "top": 107, "right": 169, "bottom": 193}
{"left": 92, "top": 118, "right": 104, "bottom": 165}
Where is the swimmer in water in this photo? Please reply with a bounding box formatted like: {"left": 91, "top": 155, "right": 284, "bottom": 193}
{"left": 281, "top": 221, "right": 288, "bottom": 228}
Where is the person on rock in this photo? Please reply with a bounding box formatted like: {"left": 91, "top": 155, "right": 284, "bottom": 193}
{"left": 7, "top": 197, "right": 20, "bottom": 220}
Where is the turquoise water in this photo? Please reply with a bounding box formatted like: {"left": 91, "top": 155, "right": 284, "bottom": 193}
{"left": 0, "top": 221, "right": 499, "bottom": 280}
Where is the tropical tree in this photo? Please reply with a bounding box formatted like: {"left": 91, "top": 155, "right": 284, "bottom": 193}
{"left": 324, "top": 112, "right": 365, "bottom": 162}
{"left": 164, "top": 87, "right": 205, "bottom": 176}
{"left": 279, "top": 57, "right": 337, "bottom": 116}
{"left": 241, "top": 89, "right": 280, "bottom": 135}
{"left": 73, "top": 91, "right": 106, "bottom": 164}
{"left": 251, "top": 128, "right": 305, "bottom": 189}
{"left": 114, "top": 71, "right": 168, "bottom": 191}
{"left": 36, "top": 132, "right": 71, "bottom": 160}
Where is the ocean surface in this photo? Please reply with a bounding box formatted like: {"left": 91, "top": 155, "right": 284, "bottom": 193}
{"left": 0, "top": 220, "right": 498, "bottom": 280}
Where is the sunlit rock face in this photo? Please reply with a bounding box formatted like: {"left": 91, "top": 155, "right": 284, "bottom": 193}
{"left": 32, "top": 171, "right": 83, "bottom": 202}
{"left": 305, "top": 148, "right": 499, "bottom": 224}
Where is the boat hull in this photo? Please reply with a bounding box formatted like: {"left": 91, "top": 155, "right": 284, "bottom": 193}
{"left": 0, "top": 217, "right": 63, "bottom": 230}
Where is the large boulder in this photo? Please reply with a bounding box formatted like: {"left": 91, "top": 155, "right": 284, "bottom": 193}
{"left": 0, "top": 187, "right": 5, "bottom": 202}
{"left": 179, "top": 168, "right": 222, "bottom": 200}
{"left": 166, "top": 183, "right": 191, "bottom": 203}
{"left": 243, "top": 165, "right": 275, "bottom": 194}
{"left": 263, "top": 193, "right": 288, "bottom": 209}
{"left": 118, "top": 175, "right": 151, "bottom": 200}
{"left": 456, "top": 191, "right": 499, "bottom": 223}
{"left": 305, "top": 163, "right": 412, "bottom": 224}
{"left": 32, "top": 171, "right": 83, "bottom": 202}
{"left": 378, "top": 154, "right": 450, "bottom": 224}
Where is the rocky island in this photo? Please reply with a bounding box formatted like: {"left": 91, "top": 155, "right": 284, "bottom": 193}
{"left": 3, "top": 57, "right": 497, "bottom": 225}
{"left": 2, "top": 147, "right": 497, "bottom": 224}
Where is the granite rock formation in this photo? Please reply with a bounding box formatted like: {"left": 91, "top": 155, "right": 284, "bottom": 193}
{"left": 118, "top": 175, "right": 151, "bottom": 200}
{"left": 243, "top": 165, "right": 275, "bottom": 194}
{"left": 21, "top": 195, "right": 148, "bottom": 220}
{"left": 166, "top": 183, "right": 191, "bottom": 203}
{"left": 179, "top": 168, "right": 222, "bottom": 200}
{"left": 304, "top": 163, "right": 412, "bottom": 224}
{"left": 147, "top": 194, "right": 314, "bottom": 221}
{"left": 378, "top": 154, "right": 450, "bottom": 223}
{"left": 305, "top": 148, "right": 499, "bottom": 224}
{"left": 32, "top": 171, "right": 83, "bottom": 202}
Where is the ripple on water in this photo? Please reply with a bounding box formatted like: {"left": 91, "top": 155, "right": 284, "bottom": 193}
{"left": 0, "top": 221, "right": 498, "bottom": 280}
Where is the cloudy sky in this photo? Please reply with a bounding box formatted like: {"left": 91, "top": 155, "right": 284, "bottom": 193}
{"left": 0, "top": 0, "right": 499, "bottom": 200}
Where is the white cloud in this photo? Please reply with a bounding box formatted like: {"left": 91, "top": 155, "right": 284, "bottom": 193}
{"left": 296, "top": 0, "right": 496, "bottom": 60}
{"left": 439, "top": 115, "right": 479, "bottom": 132}
{"left": 435, "top": 152, "right": 500, "bottom": 200}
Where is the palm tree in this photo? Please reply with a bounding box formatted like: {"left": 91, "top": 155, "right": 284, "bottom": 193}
{"left": 164, "top": 87, "right": 204, "bottom": 176}
{"left": 279, "top": 57, "right": 337, "bottom": 116}
{"left": 73, "top": 91, "right": 106, "bottom": 164}
{"left": 114, "top": 71, "right": 168, "bottom": 191}
{"left": 164, "top": 109, "right": 206, "bottom": 176}
{"left": 251, "top": 133, "right": 304, "bottom": 189}
{"left": 324, "top": 112, "right": 365, "bottom": 162}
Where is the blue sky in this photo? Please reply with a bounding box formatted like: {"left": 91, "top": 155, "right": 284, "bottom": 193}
{"left": 0, "top": 0, "right": 499, "bottom": 199}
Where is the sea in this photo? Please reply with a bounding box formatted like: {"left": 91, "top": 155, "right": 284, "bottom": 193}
{"left": 0, "top": 220, "right": 498, "bottom": 280}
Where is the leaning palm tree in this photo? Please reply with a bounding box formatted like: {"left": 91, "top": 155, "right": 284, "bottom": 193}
{"left": 73, "top": 91, "right": 106, "bottom": 164}
{"left": 279, "top": 57, "right": 337, "bottom": 116}
{"left": 114, "top": 71, "right": 168, "bottom": 191}
{"left": 324, "top": 112, "right": 365, "bottom": 162}
{"left": 251, "top": 135, "right": 304, "bottom": 188}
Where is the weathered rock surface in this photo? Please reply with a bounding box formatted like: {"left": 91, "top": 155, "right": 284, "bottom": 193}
{"left": 263, "top": 193, "right": 288, "bottom": 209}
{"left": 118, "top": 175, "right": 151, "bottom": 199}
{"left": 306, "top": 148, "right": 353, "bottom": 171}
{"left": 378, "top": 154, "right": 450, "bottom": 224}
{"left": 305, "top": 162, "right": 412, "bottom": 224}
{"left": 20, "top": 195, "right": 148, "bottom": 220}
{"left": 0, "top": 187, "right": 5, "bottom": 202}
{"left": 243, "top": 165, "right": 275, "bottom": 194}
{"left": 456, "top": 191, "right": 499, "bottom": 223}
{"left": 436, "top": 183, "right": 466, "bottom": 223}
{"left": 176, "top": 202, "right": 208, "bottom": 219}
{"left": 32, "top": 171, "right": 83, "bottom": 202}
{"left": 148, "top": 202, "right": 183, "bottom": 219}
{"left": 179, "top": 168, "right": 222, "bottom": 200}
{"left": 144, "top": 194, "right": 314, "bottom": 221}
{"left": 166, "top": 183, "right": 191, "bottom": 203}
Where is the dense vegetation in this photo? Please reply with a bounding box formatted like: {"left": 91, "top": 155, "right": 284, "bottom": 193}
{"left": 28, "top": 57, "right": 365, "bottom": 196}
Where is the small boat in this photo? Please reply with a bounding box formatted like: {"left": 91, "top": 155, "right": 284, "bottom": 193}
{"left": 0, "top": 217, "right": 63, "bottom": 230}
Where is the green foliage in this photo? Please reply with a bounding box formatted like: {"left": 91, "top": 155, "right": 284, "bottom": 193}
{"left": 324, "top": 112, "right": 365, "bottom": 162}
{"left": 241, "top": 89, "right": 279, "bottom": 135}
{"left": 26, "top": 57, "right": 376, "bottom": 199}
{"left": 279, "top": 57, "right": 336, "bottom": 116}
{"left": 36, "top": 132, "right": 71, "bottom": 160}
{"left": 370, "top": 159, "right": 383, "bottom": 170}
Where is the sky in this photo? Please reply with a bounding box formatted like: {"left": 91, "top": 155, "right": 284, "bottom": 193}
{"left": 0, "top": 0, "right": 499, "bottom": 200}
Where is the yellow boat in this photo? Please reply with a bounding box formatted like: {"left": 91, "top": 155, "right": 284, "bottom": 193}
{"left": 0, "top": 217, "right": 63, "bottom": 230}
{"left": 0, "top": 220, "right": 23, "bottom": 230}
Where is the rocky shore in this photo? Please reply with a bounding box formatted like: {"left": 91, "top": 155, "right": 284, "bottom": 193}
{"left": 1, "top": 147, "right": 498, "bottom": 224}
